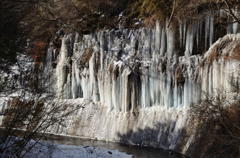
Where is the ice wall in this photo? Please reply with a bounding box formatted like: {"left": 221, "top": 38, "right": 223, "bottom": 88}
{"left": 201, "top": 34, "right": 240, "bottom": 98}
{"left": 46, "top": 15, "right": 240, "bottom": 152}
{"left": 54, "top": 17, "right": 239, "bottom": 110}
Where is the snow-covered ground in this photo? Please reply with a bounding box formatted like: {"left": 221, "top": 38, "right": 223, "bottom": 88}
{"left": 1, "top": 140, "right": 132, "bottom": 158}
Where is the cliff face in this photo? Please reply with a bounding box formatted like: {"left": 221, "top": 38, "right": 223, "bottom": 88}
{"left": 43, "top": 14, "right": 240, "bottom": 156}
{"left": 50, "top": 16, "right": 239, "bottom": 107}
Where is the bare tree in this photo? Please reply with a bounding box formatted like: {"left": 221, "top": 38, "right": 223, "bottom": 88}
{"left": 0, "top": 53, "right": 84, "bottom": 158}
{"left": 217, "top": 0, "right": 240, "bottom": 24}
{"left": 0, "top": 93, "right": 84, "bottom": 158}
{"left": 190, "top": 94, "right": 240, "bottom": 158}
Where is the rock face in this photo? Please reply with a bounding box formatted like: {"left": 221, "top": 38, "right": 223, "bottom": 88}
{"left": 44, "top": 16, "right": 240, "bottom": 156}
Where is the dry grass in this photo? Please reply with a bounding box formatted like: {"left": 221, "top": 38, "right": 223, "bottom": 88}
{"left": 130, "top": 0, "right": 237, "bottom": 24}
{"left": 188, "top": 98, "right": 240, "bottom": 158}
{"left": 205, "top": 38, "right": 238, "bottom": 64}
{"left": 2, "top": 98, "right": 44, "bottom": 129}
{"left": 175, "top": 66, "right": 185, "bottom": 84}
{"left": 78, "top": 48, "right": 93, "bottom": 66}
{"left": 207, "top": 49, "right": 220, "bottom": 63}
{"left": 229, "top": 43, "right": 240, "bottom": 60}
{"left": 222, "top": 43, "right": 240, "bottom": 61}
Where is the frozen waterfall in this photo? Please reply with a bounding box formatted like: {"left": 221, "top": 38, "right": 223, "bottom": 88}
{"left": 43, "top": 14, "right": 240, "bottom": 152}
{"left": 53, "top": 16, "right": 239, "bottom": 111}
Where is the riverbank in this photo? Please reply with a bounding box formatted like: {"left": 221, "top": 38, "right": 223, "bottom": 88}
{"left": 0, "top": 138, "right": 132, "bottom": 158}
{"left": 0, "top": 128, "right": 186, "bottom": 158}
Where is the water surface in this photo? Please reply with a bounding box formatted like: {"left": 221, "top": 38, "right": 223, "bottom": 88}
{"left": 44, "top": 135, "right": 185, "bottom": 158}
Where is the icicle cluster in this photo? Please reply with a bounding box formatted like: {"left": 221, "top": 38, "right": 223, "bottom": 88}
{"left": 42, "top": 12, "right": 240, "bottom": 152}
{"left": 52, "top": 16, "right": 239, "bottom": 112}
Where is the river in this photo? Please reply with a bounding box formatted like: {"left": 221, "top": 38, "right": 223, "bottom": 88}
{"left": 43, "top": 134, "right": 186, "bottom": 158}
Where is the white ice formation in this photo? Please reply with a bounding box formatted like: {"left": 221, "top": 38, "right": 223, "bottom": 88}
{"left": 45, "top": 15, "right": 240, "bottom": 152}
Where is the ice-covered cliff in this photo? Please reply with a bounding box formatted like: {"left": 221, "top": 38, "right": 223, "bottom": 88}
{"left": 53, "top": 17, "right": 239, "bottom": 108}
{"left": 44, "top": 15, "right": 240, "bottom": 154}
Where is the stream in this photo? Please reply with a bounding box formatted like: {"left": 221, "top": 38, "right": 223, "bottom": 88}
{"left": 43, "top": 135, "right": 186, "bottom": 158}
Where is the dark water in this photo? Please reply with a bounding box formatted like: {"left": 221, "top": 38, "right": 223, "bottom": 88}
{"left": 43, "top": 135, "right": 186, "bottom": 158}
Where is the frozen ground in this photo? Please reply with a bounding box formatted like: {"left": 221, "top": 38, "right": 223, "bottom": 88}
{"left": 1, "top": 140, "right": 132, "bottom": 158}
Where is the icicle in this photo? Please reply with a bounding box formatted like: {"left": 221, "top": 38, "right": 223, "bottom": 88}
{"left": 160, "top": 27, "right": 166, "bottom": 56}
{"left": 56, "top": 36, "right": 70, "bottom": 98}
{"left": 205, "top": 16, "right": 210, "bottom": 49}
{"left": 209, "top": 16, "right": 214, "bottom": 46}
{"left": 53, "top": 19, "right": 240, "bottom": 114}
{"left": 166, "top": 25, "right": 176, "bottom": 58}
{"left": 184, "top": 24, "right": 195, "bottom": 56}
{"left": 233, "top": 22, "right": 239, "bottom": 34}
{"left": 155, "top": 21, "right": 161, "bottom": 55}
